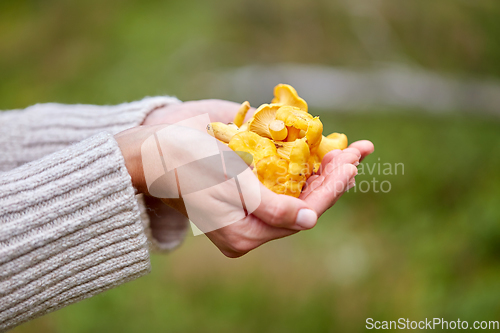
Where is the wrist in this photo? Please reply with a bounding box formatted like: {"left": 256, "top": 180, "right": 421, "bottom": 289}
{"left": 115, "top": 128, "right": 148, "bottom": 195}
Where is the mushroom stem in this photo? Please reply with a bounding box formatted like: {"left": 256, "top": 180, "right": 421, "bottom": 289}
{"left": 269, "top": 120, "right": 288, "bottom": 141}
{"left": 207, "top": 122, "right": 238, "bottom": 143}
{"left": 286, "top": 126, "right": 301, "bottom": 142}
{"left": 233, "top": 101, "right": 251, "bottom": 127}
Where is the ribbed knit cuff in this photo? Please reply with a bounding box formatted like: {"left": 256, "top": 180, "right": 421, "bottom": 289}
{"left": 0, "top": 96, "right": 181, "bottom": 171}
{"left": 0, "top": 96, "right": 188, "bottom": 255}
{"left": 0, "top": 132, "right": 151, "bottom": 332}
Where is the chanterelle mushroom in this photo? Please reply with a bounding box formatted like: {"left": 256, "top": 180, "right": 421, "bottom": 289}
{"left": 275, "top": 106, "right": 322, "bottom": 149}
{"left": 317, "top": 132, "right": 348, "bottom": 160}
{"left": 228, "top": 131, "right": 277, "bottom": 166}
{"left": 271, "top": 84, "right": 308, "bottom": 112}
{"left": 254, "top": 155, "right": 289, "bottom": 194}
{"left": 233, "top": 101, "right": 251, "bottom": 127}
{"left": 206, "top": 83, "right": 350, "bottom": 197}
{"left": 248, "top": 104, "right": 281, "bottom": 139}
{"left": 207, "top": 122, "right": 239, "bottom": 143}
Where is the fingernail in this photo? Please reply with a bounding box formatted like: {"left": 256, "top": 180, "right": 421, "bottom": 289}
{"left": 296, "top": 209, "right": 318, "bottom": 229}
{"left": 354, "top": 161, "right": 360, "bottom": 166}
{"left": 347, "top": 180, "right": 356, "bottom": 191}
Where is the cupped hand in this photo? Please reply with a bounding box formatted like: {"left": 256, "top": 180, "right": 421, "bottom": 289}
{"left": 206, "top": 141, "right": 373, "bottom": 258}
{"left": 116, "top": 116, "right": 374, "bottom": 258}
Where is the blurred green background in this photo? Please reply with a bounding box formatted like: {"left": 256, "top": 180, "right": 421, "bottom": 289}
{"left": 2, "top": 0, "right": 500, "bottom": 332}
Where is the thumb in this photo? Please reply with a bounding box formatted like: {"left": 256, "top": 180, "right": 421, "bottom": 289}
{"left": 251, "top": 184, "right": 318, "bottom": 231}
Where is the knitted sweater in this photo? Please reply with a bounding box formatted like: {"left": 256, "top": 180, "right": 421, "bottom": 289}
{"left": 0, "top": 97, "right": 187, "bottom": 331}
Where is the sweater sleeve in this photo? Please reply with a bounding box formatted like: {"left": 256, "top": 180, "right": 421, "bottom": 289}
{"left": 0, "top": 96, "right": 181, "bottom": 172}
{"left": 0, "top": 132, "right": 150, "bottom": 332}
{"left": 0, "top": 96, "right": 189, "bottom": 253}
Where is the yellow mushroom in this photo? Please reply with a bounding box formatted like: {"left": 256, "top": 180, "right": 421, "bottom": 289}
{"left": 308, "top": 154, "right": 322, "bottom": 176}
{"left": 275, "top": 106, "right": 312, "bottom": 131}
{"left": 228, "top": 131, "right": 277, "bottom": 166}
{"left": 287, "top": 139, "right": 310, "bottom": 178}
{"left": 317, "top": 132, "right": 348, "bottom": 161}
{"left": 208, "top": 83, "right": 350, "bottom": 197}
{"left": 248, "top": 104, "right": 281, "bottom": 139}
{"left": 286, "top": 127, "right": 301, "bottom": 142}
{"left": 283, "top": 178, "right": 307, "bottom": 198}
{"left": 207, "top": 122, "right": 239, "bottom": 143}
{"left": 275, "top": 106, "right": 322, "bottom": 149}
{"left": 233, "top": 101, "right": 251, "bottom": 127}
{"left": 271, "top": 84, "right": 308, "bottom": 112}
{"left": 275, "top": 138, "right": 310, "bottom": 197}
{"left": 275, "top": 141, "right": 295, "bottom": 160}
{"left": 305, "top": 117, "right": 323, "bottom": 152}
{"left": 254, "top": 155, "right": 289, "bottom": 194}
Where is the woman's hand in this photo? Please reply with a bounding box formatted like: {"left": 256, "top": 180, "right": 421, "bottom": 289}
{"left": 206, "top": 141, "right": 373, "bottom": 258}
{"left": 115, "top": 118, "right": 374, "bottom": 258}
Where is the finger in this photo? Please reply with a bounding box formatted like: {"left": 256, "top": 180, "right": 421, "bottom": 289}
{"left": 348, "top": 140, "right": 374, "bottom": 162}
{"left": 205, "top": 216, "right": 298, "bottom": 258}
{"left": 300, "top": 175, "right": 324, "bottom": 199}
{"left": 341, "top": 147, "right": 362, "bottom": 160}
{"left": 321, "top": 152, "right": 360, "bottom": 176}
{"left": 319, "top": 149, "right": 343, "bottom": 169}
{"left": 311, "top": 151, "right": 359, "bottom": 199}
{"left": 319, "top": 148, "right": 360, "bottom": 175}
{"left": 251, "top": 184, "right": 318, "bottom": 231}
{"left": 303, "top": 163, "right": 358, "bottom": 216}
{"left": 144, "top": 196, "right": 190, "bottom": 247}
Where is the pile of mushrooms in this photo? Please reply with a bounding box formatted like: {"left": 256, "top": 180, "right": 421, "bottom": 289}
{"left": 207, "top": 84, "right": 348, "bottom": 197}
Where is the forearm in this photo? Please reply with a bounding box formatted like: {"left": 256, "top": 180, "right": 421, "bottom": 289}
{"left": 0, "top": 96, "right": 180, "bottom": 172}
{"left": 0, "top": 132, "right": 150, "bottom": 331}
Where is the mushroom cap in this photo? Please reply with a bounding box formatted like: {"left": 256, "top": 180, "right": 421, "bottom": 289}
{"left": 317, "top": 133, "right": 348, "bottom": 160}
{"left": 275, "top": 106, "right": 323, "bottom": 150}
{"left": 288, "top": 139, "right": 310, "bottom": 177}
{"left": 228, "top": 131, "right": 277, "bottom": 166}
{"left": 248, "top": 104, "right": 281, "bottom": 139}
{"left": 275, "top": 106, "right": 313, "bottom": 131}
{"left": 310, "top": 153, "right": 322, "bottom": 175}
{"left": 283, "top": 178, "right": 306, "bottom": 198}
{"left": 271, "top": 84, "right": 308, "bottom": 112}
{"left": 255, "top": 155, "right": 289, "bottom": 194}
{"left": 305, "top": 117, "right": 323, "bottom": 152}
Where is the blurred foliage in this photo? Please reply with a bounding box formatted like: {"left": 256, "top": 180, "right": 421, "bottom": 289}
{"left": 2, "top": 0, "right": 500, "bottom": 332}
{"left": 1, "top": 0, "right": 500, "bottom": 108}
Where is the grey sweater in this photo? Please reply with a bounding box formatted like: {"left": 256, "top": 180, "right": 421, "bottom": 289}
{"left": 0, "top": 97, "right": 186, "bottom": 331}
